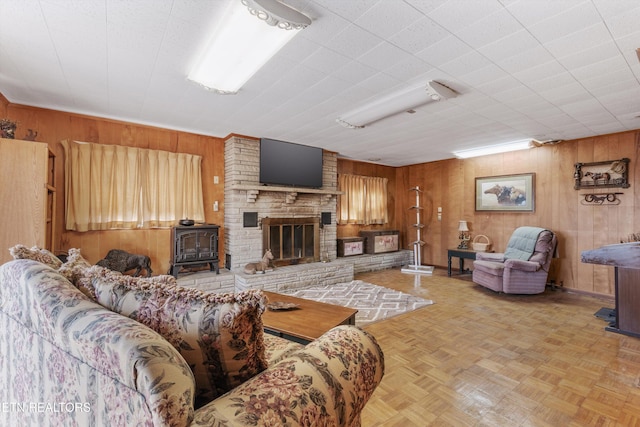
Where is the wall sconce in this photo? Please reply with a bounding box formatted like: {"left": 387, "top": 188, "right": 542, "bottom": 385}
{"left": 458, "top": 220, "right": 470, "bottom": 249}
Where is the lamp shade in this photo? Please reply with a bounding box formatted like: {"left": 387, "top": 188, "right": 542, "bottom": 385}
{"left": 458, "top": 220, "right": 469, "bottom": 232}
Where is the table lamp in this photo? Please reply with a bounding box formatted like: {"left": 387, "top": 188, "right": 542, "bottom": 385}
{"left": 458, "top": 220, "right": 470, "bottom": 249}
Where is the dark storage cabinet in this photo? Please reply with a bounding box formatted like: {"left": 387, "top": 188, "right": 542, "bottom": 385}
{"left": 170, "top": 225, "right": 220, "bottom": 277}
{"left": 337, "top": 237, "right": 364, "bottom": 257}
{"left": 359, "top": 230, "right": 400, "bottom": 254}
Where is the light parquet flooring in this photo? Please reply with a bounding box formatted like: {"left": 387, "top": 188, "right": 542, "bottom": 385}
{"left": 358, "top": 267, "right": 640, "bottom": 427}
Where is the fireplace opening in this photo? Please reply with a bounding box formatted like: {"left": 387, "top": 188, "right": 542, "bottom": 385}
{"left": 262, "top": 217, "right": 320, "bottom": 266}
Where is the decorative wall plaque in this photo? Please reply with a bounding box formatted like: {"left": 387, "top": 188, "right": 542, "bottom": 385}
{"left": 574, "top": 158, "right": 630, "bottom": 190}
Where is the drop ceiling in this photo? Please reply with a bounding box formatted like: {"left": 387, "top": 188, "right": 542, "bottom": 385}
{"left": 0, "top": 0, "right": 639, "bottom": 166}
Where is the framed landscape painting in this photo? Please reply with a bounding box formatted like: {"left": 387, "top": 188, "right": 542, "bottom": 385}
{"left": 475, "top": 173, "right": 535, "bottom": 212}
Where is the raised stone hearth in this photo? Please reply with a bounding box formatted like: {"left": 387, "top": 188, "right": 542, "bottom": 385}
{"left": 177, "top": 250, "right": 412, "bottom": 294}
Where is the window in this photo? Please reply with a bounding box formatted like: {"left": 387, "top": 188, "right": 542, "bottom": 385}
{"left": 338, "top": 174, "right": 388, "bottom": 225}
{"left": 62, "top": 140, "right": 205, "bottom": 231}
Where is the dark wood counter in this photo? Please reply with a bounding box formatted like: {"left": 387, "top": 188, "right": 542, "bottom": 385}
{"left": 582, "top": 243, "right": 640, "bottom": 337}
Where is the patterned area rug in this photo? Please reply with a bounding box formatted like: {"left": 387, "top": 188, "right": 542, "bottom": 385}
{"left": 280, "top": 280, "right": 434, "bottom": 326}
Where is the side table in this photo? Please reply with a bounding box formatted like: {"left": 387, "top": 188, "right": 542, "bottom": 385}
{"left": 447, "top": 248, "right": 483, "bottom": 276}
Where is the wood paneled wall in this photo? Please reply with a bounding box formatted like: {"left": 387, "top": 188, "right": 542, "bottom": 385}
{"left": 4, "top": 92, "right": 639, "bottom": 296}
{"left": 339, "top": 130, "right": 640, "bottom": 297}
{"left": 2, "top": 101, "right": 225, "bottom": 275}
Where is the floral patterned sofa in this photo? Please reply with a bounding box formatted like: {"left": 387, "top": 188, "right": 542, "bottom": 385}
{"left": 0, "top": 248, "right": 384, "bottom": 427}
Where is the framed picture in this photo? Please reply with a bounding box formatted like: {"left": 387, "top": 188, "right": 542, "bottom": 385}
{"left": 475, "top": 173, "right": 535, "bottom": 212}
{"left": 573, "top": 158, "right": 629, "bottom": 189}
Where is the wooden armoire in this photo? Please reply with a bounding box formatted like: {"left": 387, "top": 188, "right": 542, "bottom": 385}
{"left": 0, "top": 138, "right": 56, "bottom": 265}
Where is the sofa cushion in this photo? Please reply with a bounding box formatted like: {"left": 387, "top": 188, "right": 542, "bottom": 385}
{"left": 473, "top": 260, "right": 506, "bottom": 277}
{"left": 75, "top": 265, "right": 268, "bottom": 408}
{"left": 9, "top": 244, "right": 62, "bottom": 269}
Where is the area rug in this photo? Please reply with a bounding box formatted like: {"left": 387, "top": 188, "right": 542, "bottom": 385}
{"left": 279, "top": 280, "right": 434, "bottom": 326}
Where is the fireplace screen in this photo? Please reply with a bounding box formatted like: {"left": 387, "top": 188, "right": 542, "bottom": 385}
{"left": 262, "top": 217, "right": 319, "bottom": 266}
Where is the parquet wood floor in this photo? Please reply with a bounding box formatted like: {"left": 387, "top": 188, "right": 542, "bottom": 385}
{"left": 358, "top": 267, "right": 640, "bottom": 426}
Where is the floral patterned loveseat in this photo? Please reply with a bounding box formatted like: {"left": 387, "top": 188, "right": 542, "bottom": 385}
{"left": 0, "top": 250, "right": 384, "bottom": 427}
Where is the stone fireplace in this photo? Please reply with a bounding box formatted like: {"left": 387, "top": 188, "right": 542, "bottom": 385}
{"left": 224, "top": 136, "right": 339, "bottom": 273}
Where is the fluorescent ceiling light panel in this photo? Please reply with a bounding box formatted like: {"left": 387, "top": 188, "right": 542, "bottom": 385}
{"left": 452, "top": 139, "right": 532, "bottom": 159}
{"left": 337, "top": 81, "right": 457, "bottom": 129}
{"left": 188, "top": 0, "right": 309, "bottom": 94}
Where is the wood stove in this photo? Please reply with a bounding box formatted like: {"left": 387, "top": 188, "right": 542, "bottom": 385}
{"left": 170, "top": 224, "right": 219, "bottom": 277}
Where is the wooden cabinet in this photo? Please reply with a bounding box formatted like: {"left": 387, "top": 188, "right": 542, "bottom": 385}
{"left": 0, "top": 138, "right": 56, "bottom": 265}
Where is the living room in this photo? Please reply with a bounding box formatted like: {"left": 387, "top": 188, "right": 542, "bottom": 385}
{"left": 2, "top": 94, "right": 637, "bottom": 298}
{"left": 2, "top": 0, "right": 640, "bottom": 425}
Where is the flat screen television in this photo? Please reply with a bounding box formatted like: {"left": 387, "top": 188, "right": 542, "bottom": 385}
{"left": 259, "top": 138, "right": 323, "bottom": 188}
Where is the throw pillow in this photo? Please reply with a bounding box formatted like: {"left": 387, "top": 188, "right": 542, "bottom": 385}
{"left": 9, "top": 244, "right": 63, "bottom": 269}
{"left": 58, "top": 248, "right": 94, "bottom": 296}
{"left": 77, "top": 266, "right": 268, "bottom": 408}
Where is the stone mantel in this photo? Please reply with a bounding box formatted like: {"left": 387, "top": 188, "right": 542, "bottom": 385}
{"left": 229, "top": 184, "right": 342, "bottom": 204}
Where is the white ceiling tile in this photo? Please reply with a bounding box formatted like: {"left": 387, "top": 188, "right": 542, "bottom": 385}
{"left": 458, "top": 64, "right": 510, "bottom": 87}
{"left": 543, "top": 23, "right": 611, "bottom": 58}
{"left": 354, "top": 0, "right": 423, "bottom": 39}
{"left": 384, "top": 57, "right": 435, "bottom": 82}
{"left": 512, "top": 61, "right": 568, "bottom": 86}
{"left": 302, "top": 47, "right": 351, "bottom": 75}
{"left": 526, "top": 1, "right": 600, "bottom": 44}
{"left": 571, "top": 55, "right": 633, "bottom": 82}
{"left": 324, "top": 24, "right": 382, "bottom": 58}
{"left": 455, "top": 8, "right": 523, "bottom": 49}
{"left": 0, "top": 0, "right": 639, "bottom": 166}
{"left": 310, "top": 0, "right": 379, "bottom": 21}
{"left": 388, "top": 17, "right": 449, "bottom": 54}
{"left": 505, "top": 0, "right": 587, "bottom": 27}
{"left": 416, "top": 35, "right": 472, "bottom": 66}
{"left": 494, "top": 45, "right": 555, "bottom": 74}
{"left": 426, "top": 0, "right": 504, "bottom": 33}
{"left": 597, "top": 3, "right": 640, "bottom": 38}
{"left": 331, "top": 60, "right": 378, "bottom": 85}
{"left": 556, "top": 41, "right": 619, "bottom": 71}
{"left": 477, "top": 29, "right": 539, "bottom": 62}
{"left": 357, "top": 41, "right": 414, "bottom": 71}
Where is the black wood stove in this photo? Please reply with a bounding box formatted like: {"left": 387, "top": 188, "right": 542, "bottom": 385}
{"left": 170, "top": 224, "right": 220, "bottom": 277}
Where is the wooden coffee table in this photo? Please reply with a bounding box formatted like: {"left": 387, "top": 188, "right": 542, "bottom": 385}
{"left": 262, "top": 291, "right": 357, "bottom": 344}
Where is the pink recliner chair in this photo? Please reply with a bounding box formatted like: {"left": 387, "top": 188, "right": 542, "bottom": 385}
{"left": 472, "top": 226, "right": 557, "bottom": 294}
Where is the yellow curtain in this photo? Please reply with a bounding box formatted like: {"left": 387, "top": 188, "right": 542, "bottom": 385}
{"left": 338, "top": 174, "right": 388, "bottom": 225}
{"left": 365, "top": 176, "right": 388, "bottom": 224}
{"left": 62, "top": 140, "right": 204, "bottom": 231}
{"left": 142, "top": 149, "right": 205, "bottom": 228}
